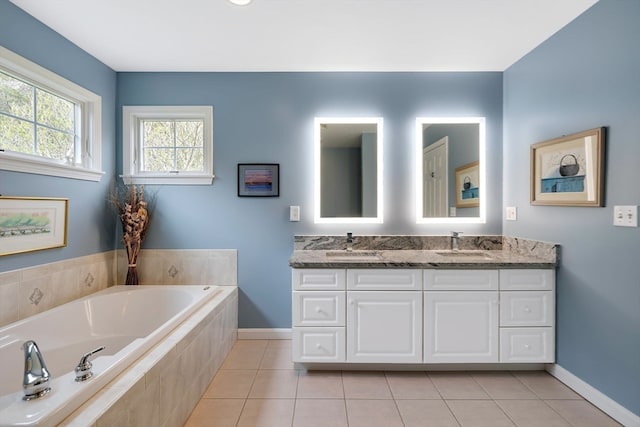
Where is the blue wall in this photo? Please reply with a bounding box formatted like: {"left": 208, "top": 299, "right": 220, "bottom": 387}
{"left": 503, "top": 0, "right": 640, "bottom": 416}
{"left": 117, "top": 72, "right": 503, "bottom": 328}
{"left": 0, "top": 0, "right": 117, "bottom": 272}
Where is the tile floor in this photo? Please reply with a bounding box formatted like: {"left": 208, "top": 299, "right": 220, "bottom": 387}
{"left": 184, "top": 340, "right": 621, "bottom": 427}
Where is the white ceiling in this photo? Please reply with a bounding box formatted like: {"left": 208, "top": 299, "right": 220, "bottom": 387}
{"left": 10, "top": 0, "right": 598, "bottom": 72}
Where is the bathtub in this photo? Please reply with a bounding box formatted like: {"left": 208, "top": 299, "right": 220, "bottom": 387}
{"left": 0, "top": 285, "right": 225, "bottom": 427}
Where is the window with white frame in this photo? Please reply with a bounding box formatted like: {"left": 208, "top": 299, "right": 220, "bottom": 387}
{"left": 0, "top": 45, "right": 103, "bottom": 181}
{"left": 122, "top": 106, "right": 214, "bottom": 185}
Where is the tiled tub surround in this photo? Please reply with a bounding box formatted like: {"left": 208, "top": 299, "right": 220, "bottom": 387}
{"left": 60, "top": 286, "right": 238, "bottom": 427}
{"left": 290, "top": 235, "right": 557, "bottom": 268}
{"left": 0, "top": 249, "right": 238, "bottom": 329}
{"left": 0, "top": 251, "right": 116, "bottom": 328}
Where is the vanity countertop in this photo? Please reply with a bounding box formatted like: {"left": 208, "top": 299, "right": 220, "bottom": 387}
{"left": 289, "top": 235, "right": 558, "bottom": 269}
{"left": 289, "top": 249, "right": 556, "bottom": 269}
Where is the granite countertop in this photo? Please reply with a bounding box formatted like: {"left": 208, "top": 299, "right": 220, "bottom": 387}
{"left": 289, "top": 249, "right": 556, "bottom": 269}
{"left": 289, "top": 235, "right": 558, "bottom": 269}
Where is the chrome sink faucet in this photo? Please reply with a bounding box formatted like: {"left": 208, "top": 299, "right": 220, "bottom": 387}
{"left": 451, "top": 231, "right": 462, "bottom": 251}
{"left": 346, "top": 232, "right": 354, "bottom": 252}
{"left": 22, "top": 340, "right": 51, "bottom": 400}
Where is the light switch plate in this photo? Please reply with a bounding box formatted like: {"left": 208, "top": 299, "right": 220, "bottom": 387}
{"left": 289, "top": 205, "right": 300, "bottom": 222}
{"left": 505, "top": 206, "right": 517, "bottom": 221}
{"left": 613, "top": 205, "right": 637, "bottom": 227}
{"left": 449, "top": 207, "right": 456, "bottom": 217}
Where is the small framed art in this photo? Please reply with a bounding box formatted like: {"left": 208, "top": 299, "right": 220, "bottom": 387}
{"left": 530, "top": 127, "right": 605, "bottom": 206}
{"left": 0, "top": 196, "right": 69, "bottom": 256}
{"left": 237, "top": 163, "right": 280, "bottom": 197}
{"left": 455, "top": 161, "right": 480, "bottom": 208}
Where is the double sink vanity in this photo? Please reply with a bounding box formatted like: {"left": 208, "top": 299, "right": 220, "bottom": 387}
{"left": 289, "top": 234, "right": 558, "bottom": 367}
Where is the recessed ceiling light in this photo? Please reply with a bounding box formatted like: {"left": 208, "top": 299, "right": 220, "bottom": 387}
{"left": 228, "top": 0, "right": 252, "bottom": 5}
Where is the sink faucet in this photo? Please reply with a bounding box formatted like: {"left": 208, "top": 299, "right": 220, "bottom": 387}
{"left": 22, "top": 340, "right": 51, "bottom": 400}
{"left": 346, "top": 232, "right": 354, "bottom": 252}
{"left": 451, "top": 231, "right": 462, "bottom": 251}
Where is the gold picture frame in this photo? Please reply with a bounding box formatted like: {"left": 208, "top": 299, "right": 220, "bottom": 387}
{"left": 455, "top": 161, "right": 480, "bottom": 208}
{"left": 530, "top": 127, "right": 605, "bottom": 206}
{"left": 0, "top": 196, "right": 69, "bottom": 256}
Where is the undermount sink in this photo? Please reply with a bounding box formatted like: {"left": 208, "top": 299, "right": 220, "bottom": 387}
{"left": 435, "top": 250, "right": 493, "bottom": 260}
{"left": 326, "top": 250, "right": 381, "bottom": 259}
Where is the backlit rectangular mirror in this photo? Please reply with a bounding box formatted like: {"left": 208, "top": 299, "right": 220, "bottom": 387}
{"left": 416, "top": 117, "right": 486, "bottom": 224}
{"left": 314, "top": 117, "right": 383, "bottom": 223}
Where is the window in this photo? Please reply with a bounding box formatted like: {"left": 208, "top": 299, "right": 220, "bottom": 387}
{"left": 122, "top": 106, "right": 214, "bottom": 185}
{"left": 0, "top": 45, "right": 103, "bottom": 181}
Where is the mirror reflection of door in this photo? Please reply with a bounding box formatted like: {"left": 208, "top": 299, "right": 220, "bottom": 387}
{"left": 423, "top": 137, "right": 449, "bottom": 217}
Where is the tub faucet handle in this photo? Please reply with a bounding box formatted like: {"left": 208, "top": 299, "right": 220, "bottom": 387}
{"left": 75, "top": 346, "right": 106, "bottom": 382}
{"left": 22, "top": 340, "right": 51, "bottom": 400}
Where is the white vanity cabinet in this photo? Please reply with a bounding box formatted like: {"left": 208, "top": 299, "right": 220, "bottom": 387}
{"left": 346, "top": 269, "right": 422, "bottom": 363}
{"left": 499, "top": 269, "right": 555, "bottom": 362}
{"left": 292, "top": 269, "right": 346, "bottom": 362}
{"left": 423, "top": 270, "right": 500, "bottom": 363}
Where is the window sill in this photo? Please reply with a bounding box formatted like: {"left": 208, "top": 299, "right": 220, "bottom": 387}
{"left": 120, "top": 174, "right": 215, "bottom": 185}
{"left": 0, "top": 151, "right": 104, "bottom": 182}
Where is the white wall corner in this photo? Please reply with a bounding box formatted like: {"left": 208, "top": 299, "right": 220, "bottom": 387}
{"left": 546, "top": 364, "right": 640, "bottom": 427}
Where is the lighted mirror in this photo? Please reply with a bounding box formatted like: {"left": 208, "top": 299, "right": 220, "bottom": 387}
{"left": 416, "top": 117, "right": 486, "bottom": 224}
{"left": 314, "top": 117, "right": 383, "bottom": 223}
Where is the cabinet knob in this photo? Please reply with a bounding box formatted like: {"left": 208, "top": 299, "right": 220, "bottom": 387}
{"left": 524, "top": 344, "right": 531, "bottom": 350}
{"left": 316, "top": 343, "right": 322, "bottom": 349}
{"left": 349, "top": 299, "right": 354, "bottom": 306}
{"left": 524, "top": 307, "right": 531, "bottom": 313}
{"left": 315, "top": 306, "right": 322, "bottom": 313}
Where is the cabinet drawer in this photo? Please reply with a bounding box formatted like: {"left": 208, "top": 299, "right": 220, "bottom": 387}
{"left": 293, "top": 291, "right": 345, "bottom": 327}
{"left": 292, "top": 269, "right": 345, "bottom": 290}
{"left": 500, "top": 327, "right": 554, "bottom": 362}
{"left": 347, "top": 269, "right": 422, "bottom": 290}
{"left": 500, "top": 291, "right": 553, "bottom": 326}
{"left": 500, "top": 269, "right": 554, "bottom": 291}
{"left": 292, "top": 327, "right": 345, "bottom": 362}
{"left": 424, "top": 269, "right": 498, "bottom": 290}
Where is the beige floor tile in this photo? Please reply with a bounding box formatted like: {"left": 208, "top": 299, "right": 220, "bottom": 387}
{"left": 297, "top": 371, "right": 344, "bottom": 399}
{"left": 220, "top": 341, "right": 267, "bottom": 370}
{"left": 237, "top": 399, "right": 295, "bottom": 427}
{"left": 386, "top": 371, "right": 442, "bottom": 399}
{"left": 342, "top": 371, "right": 393, "bottom": 399}
{"left": 259, "top": 347, "right": 295, "bottom": 369}
{"left": 267, "top": 339, "right": 292, "bottom": 349}
{"left": 346, "top": 399, "right": 404, "bottom": 427}
{"left": 203, "top": 370, "right": 256, "bottom": 398}
{"left": 248, "top": 369, "right": 299, "bottom": 398}
{"left": 496, "top": 399, "right": 570, "bottom": 426}
{"left": 513, "top": 372, "right": 582, "bottom": 399}
{"left": 545, "top": 399, "right": 622, "bottom": 427}
{"left": 471, "top": 372, "right": 538, "bottom": 400}
{"left": 447, "top": 400, "right": 515, "bottom": 427}
{"left": 293, "top": 399, "right": 348, "bottom": 427}
{"left": 429, "top": 372, "right": 491, "bottom": 400}
{"left": 396, "top": 399, "right": 460, "bottom": 427}
{"left": 184, "top": 398, "right": 245, "bottom": 427}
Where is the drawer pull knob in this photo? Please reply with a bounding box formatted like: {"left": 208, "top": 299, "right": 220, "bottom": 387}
{"left": 315, "top": 306, "right": 322, "bottom": 313}
{"left": 524, "top": 344, "right": 531, "bottom": 350}
{"left": 524, "top": 307, "right": 531, "bottom": 313}
{"left": 316, "top": 344, "right": 322, "bottom": 349}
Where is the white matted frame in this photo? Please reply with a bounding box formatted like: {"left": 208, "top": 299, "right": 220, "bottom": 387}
{"left": 531, "top": 127, "right": 605, "bottom": 207}
{"left": 0, "top": 196, "right": 68, "bottom": 256}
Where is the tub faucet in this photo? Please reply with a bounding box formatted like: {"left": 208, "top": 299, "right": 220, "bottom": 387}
{"left": 22, "top": 340, "right": 51, "bottom": 401}
{"left": 346, "top": 232, "right": 354, "bottom": 252}
{"left": 450, "top": 231, "right": 462, "bottom": 251}
{"left": 75, "top": 346, "right": 106, "bottom": 382}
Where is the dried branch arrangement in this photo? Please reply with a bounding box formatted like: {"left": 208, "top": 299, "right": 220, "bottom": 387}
{"left": 110, "top": 184, "right": 153, "bottom": 285}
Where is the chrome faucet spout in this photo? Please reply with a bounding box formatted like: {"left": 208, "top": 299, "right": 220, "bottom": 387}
{"left": 346, "top": 232, "right": 354, "bottom": 252}
{"left": 451, "top": 231, "right": 462, "bottom": 251}
{"left": 22, "top": 340, "right": 51, "bottom": 400}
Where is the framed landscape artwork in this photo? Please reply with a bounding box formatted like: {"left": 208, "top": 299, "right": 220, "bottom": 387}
{"left": 0, "top": 197, "right": 68, "bottom": 256}
{"left": 530, "top": 127, "right": 605, "bottom": 206}
{"left": 237, "top": 163, "right": 280, "bottom": 197}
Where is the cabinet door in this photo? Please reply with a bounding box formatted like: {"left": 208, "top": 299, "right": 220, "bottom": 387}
{"left": 346, "top": 291, "right": 422, "bottom": 363}
{"left": 424, "top": 291, "right": 499, "bottom": 363}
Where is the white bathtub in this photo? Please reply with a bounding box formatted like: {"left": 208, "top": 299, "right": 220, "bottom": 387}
{"left": 0, "top": 285, "right": 223, "bottom": 427}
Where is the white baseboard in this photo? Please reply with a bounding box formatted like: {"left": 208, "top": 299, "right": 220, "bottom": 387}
{"left": 238, "top": 328, "right": 292, "bottom": 340}
{"left": 546, "top": 364, "right": 639, "bottom": 427}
